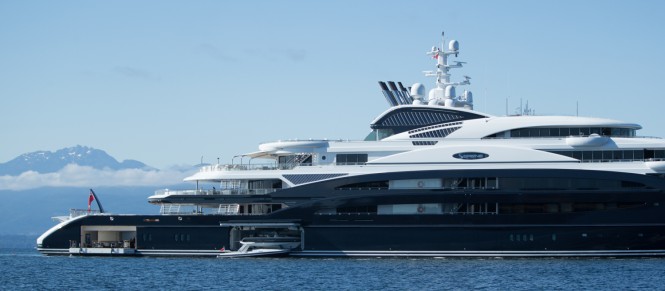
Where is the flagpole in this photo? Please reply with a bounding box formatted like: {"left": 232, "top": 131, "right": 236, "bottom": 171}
{"left": 89, "top": 189, "right": 105, "bottom": 213}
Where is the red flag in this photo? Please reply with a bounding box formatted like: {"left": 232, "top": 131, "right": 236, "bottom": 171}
{"left": 432, "top": 52, "right": 439, "bottom": 59}
{"left": 220, "top": 246, "right": 225, "bottom": 252}
{"left": 88, "top": 192, "right": 95, "bottom": 212}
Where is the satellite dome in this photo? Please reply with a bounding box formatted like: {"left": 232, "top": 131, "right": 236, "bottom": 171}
{"left": 445, "top": 85, "right": 456, "bottom": 98}
{"left": 449, "top": 40, "right": 459, "bottom": 52}
{"left": 410, "top": 83, "right": 426, "bottom": 100}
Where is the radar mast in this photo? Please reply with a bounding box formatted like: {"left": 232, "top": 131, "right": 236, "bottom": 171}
{"left": 423, "top": 32, "right": 473, "bottom": 109}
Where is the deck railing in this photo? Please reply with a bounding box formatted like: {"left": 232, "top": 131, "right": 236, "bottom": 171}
{"left": 52, "top": 209, "right": 101, "bottom": 222}
{"left": 198, "top": 162, "right": 327, "bottom": 172}
{"left": 199, "top": 164, "right": 278, "bottom": 172}
{"left": 70, "top": 209, "right": 100, "bottom": 217}
{"left": 154, "top": 188, "right": 278, "bottom": 196}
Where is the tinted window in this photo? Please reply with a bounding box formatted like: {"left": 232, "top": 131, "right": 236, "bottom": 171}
{"left": 336, "top": 154, "right": 368, "bottom": 165}
{"left": 613, "top": 151, "right": 623, "bottom": 160}
{"left": 656, "top": 150, "right": 665, "bottom": 159}
{"left": 582, "top": 151, "right": 592, "bottom": 160}
{"left": 634, "top": 150, "right": 644, "bottom": 159}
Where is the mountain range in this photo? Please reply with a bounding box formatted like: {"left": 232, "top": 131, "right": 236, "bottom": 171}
{"left": 0, "top": 146, "right": 195, "bottom": 239}
{"left": 0, "top": 145, "right": 151, "bottom": 175}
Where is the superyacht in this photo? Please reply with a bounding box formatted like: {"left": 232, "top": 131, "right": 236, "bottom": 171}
{"left": 37, "top": 33, "right": 665, "bottom": 257}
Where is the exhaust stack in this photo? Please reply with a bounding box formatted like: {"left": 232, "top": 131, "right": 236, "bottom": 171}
{"left": 378, "top": 81, "right": 399, "bottom": 106}
{"left": 387, "top": 81, "right": 406, "bottom": 105}
{"left": 397, "top": 82, "right": 413, "bottom": 104}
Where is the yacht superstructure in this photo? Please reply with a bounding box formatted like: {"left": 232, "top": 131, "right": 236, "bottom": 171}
{"left": 37, "top": 32, "right": 665, "bottom": 257}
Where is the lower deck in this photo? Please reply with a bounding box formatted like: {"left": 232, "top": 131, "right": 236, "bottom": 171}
{"left": 38, "top": 219, "right": 665, "bottom": 257}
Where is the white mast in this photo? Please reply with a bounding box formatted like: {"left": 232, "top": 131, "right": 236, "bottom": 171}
{"left": 423, "top": 31, "right": 473, "bottom": 109}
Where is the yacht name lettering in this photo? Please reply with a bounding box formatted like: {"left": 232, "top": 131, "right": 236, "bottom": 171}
{"left": 453, "top": 152, "right": 489, "bottom": 160}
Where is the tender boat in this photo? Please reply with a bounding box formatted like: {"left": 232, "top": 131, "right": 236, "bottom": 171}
{"left": 217, "top": 237, "right": 299, "bottom": 258}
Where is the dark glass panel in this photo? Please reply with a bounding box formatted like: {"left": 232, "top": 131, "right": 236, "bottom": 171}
{"left": 582, "top": 151, "right": 592, "bottom": 160}
{"left": 655, "top": 150, "right": 665, "bottom": 159}
{"left": 613, "top": 151, "right": 623, "bottom": 160}
{"left": 529, "top": 128, "right": 540, "bottom": 137}
{"left": 634, "top": 150, "right": 644, "bottom": 160}
{"left": 560, "top": 128, "right": 570, "bottom": 136}
{"left": 602, "top": 151, "right": 613, "bottom": 160}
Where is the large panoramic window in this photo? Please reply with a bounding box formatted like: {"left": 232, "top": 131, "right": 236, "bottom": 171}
{"left": 314, "top": 201, "right": 647, "bottom": 216}
{"left": 364, "top": 129, "right": 395, "bottom": 141}
{"left": 333, "top": 176, "right": 647, "bottom": 191}
{"left": 548, "top": 149, "right": 665, "bottom": 162}
{"left": 484, "top": 127, "right": 637, "bottom": 139}
{"left": 336, "top": 154, "right": 368, "bottom": 165}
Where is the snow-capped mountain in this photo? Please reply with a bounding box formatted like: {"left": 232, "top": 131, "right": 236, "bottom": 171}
{"left": 0, "top": 145, "right": 151, "bottom": 175}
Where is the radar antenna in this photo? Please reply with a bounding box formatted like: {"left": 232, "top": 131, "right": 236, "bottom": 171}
{"left": 423, "top": 31, "right": 474, "bottom": 109}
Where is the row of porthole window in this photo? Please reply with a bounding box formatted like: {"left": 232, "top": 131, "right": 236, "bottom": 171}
{"left": 141, "top": 234, "right": 152, "bottom": 241}
{"left": 510, "top": 234, "right": 558, "bottom": 242}
{"left": 510, "top": 234, "right": 534, "bottom": 242}
{"left": 175, "top": 233, "right": 191, "bottom": 242}
{"left": 141, "top": 233, "right": 190, "bottom": 242}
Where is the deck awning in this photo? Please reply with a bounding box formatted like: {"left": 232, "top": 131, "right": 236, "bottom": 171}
{"left": 240, "top": 151, "right": 273, "bottom": 159}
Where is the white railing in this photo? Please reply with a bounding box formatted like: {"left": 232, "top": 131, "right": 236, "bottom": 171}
{"left": 217, "top": 204, "right": 240, "bottom": 215}
{"left": 70, "top": 209, "right": 100, "bottom": 217}
{"left": 199, "top": 164, "right": 279, "bottom": 172}
{"left": 52, "top": 209, "right": 101, "bottom": 222}
{"left": 155, "top": 188, "right": 278, "bottom": 196}
{"left": 154, "top": 189, "right": 210, "bottom": 196}
{"left": 198, "top": 161, "right": 322, "bottom": 172}
{"left": 160, "top": 204, "right": 181, "bottom": 215}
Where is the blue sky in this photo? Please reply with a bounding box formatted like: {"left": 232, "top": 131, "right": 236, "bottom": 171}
{"left": 1, "top": 0, "right": 664, "bottom": 169}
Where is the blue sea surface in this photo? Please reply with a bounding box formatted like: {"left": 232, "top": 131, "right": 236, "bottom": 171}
{"left": 1, "top": 248, "right": 664, "bottom": 290}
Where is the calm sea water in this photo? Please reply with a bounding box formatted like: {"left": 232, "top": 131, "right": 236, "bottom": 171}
{"left": 1, "top": 248, "right": 664, "bottom": 290}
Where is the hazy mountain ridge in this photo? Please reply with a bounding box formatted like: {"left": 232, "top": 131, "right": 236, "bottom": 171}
{"left": 0, "top": 146, "right": 199, "bottom": 238}
{"left": 0, "top": 145, "right": 151, "bottom": 175}
{"left": 0, "top": 186, "right": 185, "bottom": 237}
